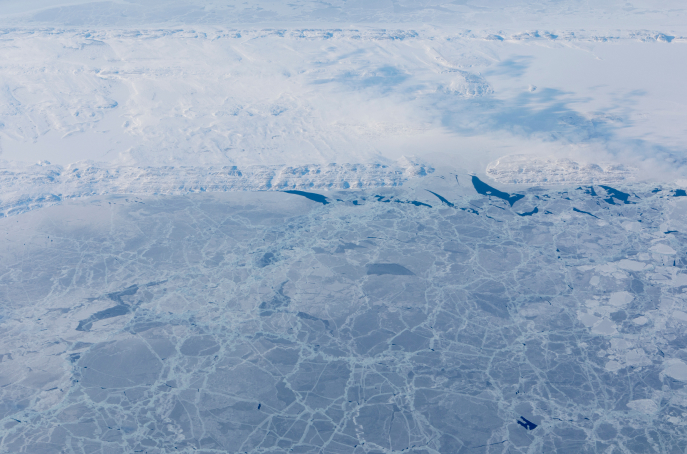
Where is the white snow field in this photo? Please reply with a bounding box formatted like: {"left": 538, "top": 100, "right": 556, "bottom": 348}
{"left": 2, "top": 1, "right": 687, "bottom": 453}
{"left": 0, "top": 1, "right": 686, "bottom": 190}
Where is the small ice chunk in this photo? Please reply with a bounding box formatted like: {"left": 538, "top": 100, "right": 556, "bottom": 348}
{"left": 589, "top": 276, "right": 600, "bottom": 286}
{"left": 610, "top": 338, "right": 631, "bottom": 350}
{"left": 663, "top": 359, "right": 687, "bottom": 381}
{"left": 584, "top": 298, "right": 600, "bottom": 308}
{"left": 617, "top": 259, "right": 646, "bottom": 271}
{"left": 625, "top": 349, "right": 651, "bottom": 366}
{"left": 627, "top": 399, "right": 658, "bottom": 414}
{"left": 605, "top": 360, "right": 622, "bottom": 372}
{"left": 673, "top": 311, "right": 687, "bottom": 322}
{"left": 633, "top": 316, "right": 649, "bottom": 325}
{"left": 592, "top": 318, "right": 617, "bottom": 335}
{"left": 578, "top": 312, "right": 600, "bottom": 327}
{"left": 670, "top": 274, "right": 687, "bottom": 287}
{"left": 609, "top": 291, "right": 634, "bottom": 307}
{"left": 650, "top": 243, "right": 676, "bottom": 255}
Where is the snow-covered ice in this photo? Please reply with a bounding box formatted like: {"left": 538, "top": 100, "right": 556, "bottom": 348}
{"left": 1, "top": 1, "right": 687, "bottom": 453}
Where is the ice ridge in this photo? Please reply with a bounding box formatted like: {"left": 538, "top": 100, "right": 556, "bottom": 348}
{"left": 0, "top": 161, "right": 433, "bottom": 217}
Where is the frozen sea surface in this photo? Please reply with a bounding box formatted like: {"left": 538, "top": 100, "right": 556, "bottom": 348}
{"left": 2, "top": 1, "right": 687, "bottom": 453}
{"left": 2, "top": 179, "right": 687, "bottom": 453}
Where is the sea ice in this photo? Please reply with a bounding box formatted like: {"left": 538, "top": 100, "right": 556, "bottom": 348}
{"left": 1, "top": 1, "right": 687, "bottom": 453}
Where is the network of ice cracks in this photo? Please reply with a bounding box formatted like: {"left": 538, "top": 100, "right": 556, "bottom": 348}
{"left": 1, "top": 175, "right": 687, "bottom": 453}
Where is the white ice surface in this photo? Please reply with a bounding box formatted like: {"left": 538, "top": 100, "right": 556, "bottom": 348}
{"left": 0, "top": 0, "right": 686, "bottom": 200}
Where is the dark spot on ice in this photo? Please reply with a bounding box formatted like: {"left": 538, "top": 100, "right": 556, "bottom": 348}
{"left": 600, "top": 185, "right": 634, "bottom": 204}
{"left": 579, "top": 186, "right": 597, "bottom": 196}
{"left": 517, "top": 416, "right": 537, "bottom": 430}
{"left": 674, "top": 189, "right": 686, "bottom": 197}
{"left": 631, "top": 278, "right": 644, "bottom": 294}
{"left": 297, "top": 311, "right": 330, "bottom": 328}
{"left": 366, "top": 263, "right": 415, "bottom": 276}
{"left": 472, "top": 176, "right": 524, "bottom": 206}
{"left": 517, "top": 207, "right": 538, "bottom": 216}
{"left": 257, "top": 252, "right": 276, "bottom": 267}
{"left": 106, "top": 285, "right": 139, "bottom": 304}
{"left": 610, "top": 310, "right": 627, "bottom": 322}
{"left": 283, "top": 190, "right": 329, "bottom": 205}
{"left": 573, "top": 207, "right": 599, "bottom": 219}
{"left": 374, "top": 195, "right": 431, "bottom": 207}
{"left": 259, "top": 282, "right": 291, "bottom": 315}
{"left": 75, "top": 304, "right": 130, "bottom": 332}
{"left": 76, "top": 285, "right": 139, "bottom": 331}
{"left": 297, "top": 311, "right": 318, "bottom": 321}
{"left": 405, "top": 200, "right": 432, "bottom": 207}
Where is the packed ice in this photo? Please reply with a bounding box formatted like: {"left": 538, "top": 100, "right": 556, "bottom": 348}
{"left": 1, "top": 1, "right": 687, "bottom": 453}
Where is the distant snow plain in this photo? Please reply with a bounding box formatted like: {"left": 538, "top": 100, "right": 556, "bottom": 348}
{"left": 1, "top": 0, "right": 686, "bottom": 201}
{"left": 2, "top": 2, "right": 687, "bottom": 454}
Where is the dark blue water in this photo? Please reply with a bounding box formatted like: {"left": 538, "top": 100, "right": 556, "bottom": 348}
{"left": 573, "top": 207, "right": 599, "bottom": 218}
{"left": 472, "top": 176, "right": 524, "bottom": 207}
{"left": 600, "top": 185, "right": 633, "bottom": 204}
{"left": 517, "top": 417, "right": 538, "bottom": 430}
{"left": 426, "top": 190, "right": 454, "bottom": 207}
{"left": 518, "top": 207, "right": 538, "bottom": 216}
{"left": 283, "top": 190, "right": 330, "bottom": 204}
